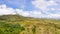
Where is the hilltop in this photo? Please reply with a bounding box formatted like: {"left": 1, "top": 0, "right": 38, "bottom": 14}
{"left": 0, "top": 15, "right": 60, "bottom": 34}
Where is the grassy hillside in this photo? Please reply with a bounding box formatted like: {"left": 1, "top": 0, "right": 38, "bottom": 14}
{"left": 0, "top": 15, "right": 60, "bottom": 34}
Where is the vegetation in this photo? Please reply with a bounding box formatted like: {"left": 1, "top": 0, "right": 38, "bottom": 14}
{"left": 0, "top": 15, "right": 60, "bottom": 34}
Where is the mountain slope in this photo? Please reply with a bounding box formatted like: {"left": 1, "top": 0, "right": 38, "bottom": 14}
{"left": 0, "top": 15, "right": 60, "bottom": 34}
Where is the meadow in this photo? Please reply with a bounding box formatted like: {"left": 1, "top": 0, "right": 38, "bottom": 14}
{"left": 0, "top": 15, "right": 60, "bottom": 34}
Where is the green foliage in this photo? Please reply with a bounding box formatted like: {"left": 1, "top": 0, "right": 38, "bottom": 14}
{"left": 0, "top": 22, "right": 25, "bottom": 34}
{"left": 32, "top": 26, "right": 36, "bottom": 33}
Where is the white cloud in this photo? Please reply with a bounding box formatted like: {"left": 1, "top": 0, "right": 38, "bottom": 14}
{"left": 0, "top": 4, "right": 15, "bottom": 15}
{"left": 32, "top": 0, "right": 57, "bottom": 12}
{"left": 58, "top": 9, "right": 60, "bottom": 10}
{"left": 15, "top": 9, "right": 42, "bottom": 17}
{"left": 0, "top": 4, "right": 60, "bottom": 19}
{"left": 15, "top": 9, "right": 30, "bottom": 16}
{"left": 0, "top": 4, "right": 42, "bottom": 17}
{"left": 50, "top": 8, "right": 56, "bottom": 10}
{"left": 31, "top": 0, "right": 60, "bottom": 18}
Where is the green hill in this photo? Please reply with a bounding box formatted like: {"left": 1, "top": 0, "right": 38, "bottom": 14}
{"left": 0, "top": 15, "right": 60, "bottom": 34}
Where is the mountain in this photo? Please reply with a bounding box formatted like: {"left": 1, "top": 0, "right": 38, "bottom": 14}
{"left": 0, "top": 15, "right": 60, "bottom": 34}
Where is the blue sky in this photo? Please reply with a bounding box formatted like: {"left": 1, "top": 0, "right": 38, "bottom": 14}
{"left": 0, "top": 0, "right": 36, "bottom": 10}
{"left": 0, "top": 0, "right": 60, "bottom": 18}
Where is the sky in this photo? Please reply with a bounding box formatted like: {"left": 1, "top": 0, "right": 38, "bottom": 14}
{"left": 0, "top": 0, "right": 60, "bottom": 19}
